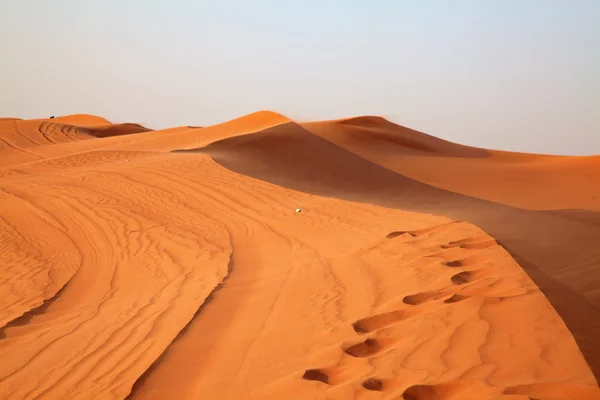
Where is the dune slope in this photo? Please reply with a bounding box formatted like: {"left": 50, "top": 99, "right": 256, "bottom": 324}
{"left": 0, "top": 117, "right": 151, "bottom": 167}
{"left": 303, "top": 119, "right": 600, "bottom": 211}
{"left": 201, "top": 120, "right": 600, "bottom": 379}
{"left": 0, "top": 113, "right": 598, "bottom": 400}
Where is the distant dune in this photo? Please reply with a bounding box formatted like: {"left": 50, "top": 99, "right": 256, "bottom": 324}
{"left": 46, "top": 114, "right": 112, "bottom": 126}
{"left": 1, "top": 112, "right": 598, "bottom": 399}
{"left": 304, "top": 118, "right": 600, "bottom": 210}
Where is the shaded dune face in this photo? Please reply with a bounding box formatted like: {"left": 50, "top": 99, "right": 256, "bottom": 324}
{"left": 82, "top": 123, "right": 152, "bottom": 138}
{"left": 0, "top": 112, "right": 598, "bottom": 399}
{"left": 192, "top": 120, "right": 600, "bottom": 380}
{"left": 303, "top": 118, "right": 600, "bottom": 211}
{"left": 318, "top": 116, "right": 491, "bottom": 157}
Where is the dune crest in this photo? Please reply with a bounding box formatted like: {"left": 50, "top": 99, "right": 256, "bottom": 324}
{"left": 46, "top": 114, "right": 112, "bottom": 126}
{"left": 0, "top": 111, "right": 598, "bottom": 399}
{"left": 305, "top": 116, "right": 490, "bottom": 157}
{"left": 303, "top": 118, "right": 600, "bottom": 210}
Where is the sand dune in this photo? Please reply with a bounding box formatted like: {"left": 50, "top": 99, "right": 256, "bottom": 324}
{"left": 0, "top": 112, "right": 598, "bottom": 399}
{"left": 47, "top": 114, "right": 112, "bottom": 126}
{"left": 0, "top": 117, "right": 151, "bottom": 167}
{"left": 318, "top": 116, "right": 489, "bottom": 157}
{"left": 303, "top": 119, "right": 600, "bottom": 210}
{"left": 202, "top": 119, "right": 600, "bottom": 377}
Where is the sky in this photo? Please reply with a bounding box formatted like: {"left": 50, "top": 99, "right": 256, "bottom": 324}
{"left": 1, "top": 1, "right": 598, "bottom": 155}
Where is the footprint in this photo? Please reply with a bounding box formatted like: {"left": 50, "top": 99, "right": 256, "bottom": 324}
{"left": 443, "top": 260, "right": 463, "bottom": 268}
{"left": 403, "top": 291, "right": 439, "bottom": 305}
{"left": 362, "top": 377, "right": 384, "bottom": 391}
{"left": 443, "top": 294, "right": 470, "bottom": 304}
{"left": 402, "top": 384, "right": 439, "bottom": 400}
{"left": 448, "top": 238, "right": 497, "bottom": 250}
{"left": 302, "top": 369, "right": 329, "bottom": 384}
{"left": 440, "top": 237, "right": 497, "bottom": 251}
{"left": 344, "top": 338, "right": 382, "bottom": 357}
{"left": 387, "top": 231, "right": 416, "bottom": 239}
{"left": 451, "top": 271, "right": 474, "bottom": 285}
{"left": 353, "top": 310, "right": 404, "bottom": 334}
{"left": 440, "top": 244, "right": 460, "bottom": 249}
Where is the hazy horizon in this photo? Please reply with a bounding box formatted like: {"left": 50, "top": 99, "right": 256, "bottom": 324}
{"left": 2, "top": 1, "right": 599, "bottom": 155}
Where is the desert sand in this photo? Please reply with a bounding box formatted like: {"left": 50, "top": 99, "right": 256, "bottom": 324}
{"left": 0, "top": 112, "right": 599, "bottom": 400}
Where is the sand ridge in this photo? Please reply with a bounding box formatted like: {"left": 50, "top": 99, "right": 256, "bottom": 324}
{"left": 0, "top": 112, "right": 598, "bottom": 399}
{"left": 205, "top": 117, "right": 600, "bottom": 378}
{"left": 303, "top": 119, "right": 600, "bottom": 211}
{"left": 0, "top": 117, "right": 151, "bottom": 167}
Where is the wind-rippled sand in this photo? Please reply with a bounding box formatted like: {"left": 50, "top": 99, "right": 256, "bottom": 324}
{"left": 1, "top": 112, "right": 599, "bottom": 399}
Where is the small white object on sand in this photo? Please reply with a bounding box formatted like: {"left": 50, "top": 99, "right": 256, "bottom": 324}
{"left": 295, "top": 208, "right": 303, "bottom": 213}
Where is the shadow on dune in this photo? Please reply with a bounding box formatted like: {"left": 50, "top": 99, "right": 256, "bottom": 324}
{"left": 312, "top": 116, "right": 491, "bottom": 158}
{"left": 175, "top": 122, "right": 600, "bottom": 381}
{"left": 83, "top": 123, "right": 152, "bottom": 138}
{"left": 35, "top": 121, "right": 152, "bottom": 142}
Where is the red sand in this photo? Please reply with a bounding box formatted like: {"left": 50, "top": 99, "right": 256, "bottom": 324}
{"left": 0, "top": 113, "right": 598, "bottom": 399}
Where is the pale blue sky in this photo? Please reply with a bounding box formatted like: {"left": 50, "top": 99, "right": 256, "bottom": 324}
{"left": 1, "top": 1, "right": 598, "bottom": 154}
